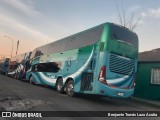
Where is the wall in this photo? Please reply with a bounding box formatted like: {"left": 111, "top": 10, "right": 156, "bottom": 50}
{"left": 134, "top": 62, "right": 160, "bottom": 101}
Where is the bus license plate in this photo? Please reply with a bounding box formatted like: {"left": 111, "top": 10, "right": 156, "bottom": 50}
{"left": 118, "top": 92, "right": 124, "bottom": 96}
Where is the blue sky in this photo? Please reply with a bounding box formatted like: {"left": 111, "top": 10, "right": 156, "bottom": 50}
{"left": 0, "top": 0, "right": 160, "bottom": 57}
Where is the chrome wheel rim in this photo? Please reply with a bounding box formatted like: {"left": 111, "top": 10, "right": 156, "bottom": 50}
{"left": 67, "top": 83, "right": 74, "bottom": 95}
{"left": 57, "top": 81, "right": 63, "bottom": 91}
{"left": 30, "top": 76, "right": 33, "bottom": 83}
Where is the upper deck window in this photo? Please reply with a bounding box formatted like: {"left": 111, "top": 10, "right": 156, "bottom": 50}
{"left": 31, "top": 26, "right": 103, "bottom": 58}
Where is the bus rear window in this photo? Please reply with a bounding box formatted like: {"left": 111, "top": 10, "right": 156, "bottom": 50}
{"left": 110, "top": 25, "right": 138, "bottom": 48}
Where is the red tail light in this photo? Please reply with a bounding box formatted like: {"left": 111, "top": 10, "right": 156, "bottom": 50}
{"left": 131, "top": 74, "right": 136, "bottom": 88}
{"left": 98, "top": 66, "right": 107, "bottom": 84}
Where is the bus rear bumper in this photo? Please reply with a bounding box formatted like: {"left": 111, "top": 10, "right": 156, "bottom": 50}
{"left": 96, "top": 83, "right": 134, "bottom": 98}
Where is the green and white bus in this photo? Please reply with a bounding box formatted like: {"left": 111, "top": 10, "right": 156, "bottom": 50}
{"left": 26, "top": 22, "right": 138, "bottom": 98}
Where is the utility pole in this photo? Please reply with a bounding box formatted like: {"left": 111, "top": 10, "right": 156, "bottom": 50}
{"left": 16, "top": 40, "right": 19, "bottom": 55}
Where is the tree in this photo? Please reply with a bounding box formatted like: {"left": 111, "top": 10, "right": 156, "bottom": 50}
{"left": 114, "top": 0, "right": 142, "bottom": 30}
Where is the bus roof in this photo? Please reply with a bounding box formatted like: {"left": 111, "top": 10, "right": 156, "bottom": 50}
{"left": 10, "top": 51, "right": 32, "bottom": 63}
{"left": 31, "top": 22, "right": 137, "bottom": 58}
{"left": 31, "top": 23, "right": 108, "bottom": 58}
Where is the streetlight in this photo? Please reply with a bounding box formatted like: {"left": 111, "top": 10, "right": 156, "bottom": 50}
{"left": 4, "top": 36, "right": 14, "bottom": 58}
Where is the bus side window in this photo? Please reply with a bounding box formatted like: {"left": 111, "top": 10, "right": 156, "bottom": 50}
{"left": 32, "top": 65, "right": 37, "bottom": 72}
{"left": 45, "top": 62, "right": 60, "bottom": 73}
{"left": 37, "top": 64, "right": 42, "bottom": 72}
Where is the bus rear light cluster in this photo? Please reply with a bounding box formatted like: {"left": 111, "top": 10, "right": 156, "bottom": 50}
{"left": 98, "top": 66, "right": 107, "bottom": 84}
{"left": 123, "top": 86, "right": 130, "bottom": 89}
{"left": 131, "top": 74, "right": 136, "bottom": 88}
{"left": 108, "top": 84, "right": 118, "bottom": 88}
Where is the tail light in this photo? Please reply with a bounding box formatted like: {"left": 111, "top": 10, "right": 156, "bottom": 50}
{"left": 98, "top": 66, "right": 107, "bottom": 84}
{"left": 131, "top": 74, "right": 136, "bottom": 88}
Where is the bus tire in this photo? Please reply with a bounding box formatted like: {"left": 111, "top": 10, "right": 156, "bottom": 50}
{"left": 29, "top": 75, "right": 34, "bottom": 84}
{"left": 56, "top": 78, "right": 64, "bottom": 94}
{"left": 5, "top": 71, "right": 8, "bottom": 76}
{"left": 16, "top": 73, "right": 20, "bottom": 80}
{"left": 66, "top": 80, "right": 75, "bottom": 97}
{"left": 14, "top": 74, "right": 17, "bottom": 79}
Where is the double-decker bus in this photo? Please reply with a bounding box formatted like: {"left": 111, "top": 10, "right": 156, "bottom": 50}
{"left": 7, "top": 52, "right": 32, "bottom": 79}
{"left": 26, "top": 22, "right": 138, "bottom": 98}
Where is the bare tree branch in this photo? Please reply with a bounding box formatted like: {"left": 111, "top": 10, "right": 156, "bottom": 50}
{"left": 121, "top": 0, "right": 126, "bottom": 27}
{"left": 115, "top": 0, "right": 123, "bottom": 26}
{"left": 131, "top": 15, "right": 142, "bottom": 30}
{"left": 129, "top": 11, "right": 135, "bottom": 30}
{"left": 114, "top": 0, "right": 141, "bottom": 30}
{"left": 125, "top": 11, "right": 134, "bottom": 27}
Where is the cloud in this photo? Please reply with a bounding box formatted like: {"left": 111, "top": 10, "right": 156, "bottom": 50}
{"left": 1, "top": 0, "right": 72, "bottom": 39}
{"left": 0, "top": 13, "right": 51, "bottom": 42}
{"left": 136, "top": 7, "right": 160, "bottom": 26}
{"left": 148, "top": 8, "right": 160, "bottom": 18}
{"left": 140, "top": 12, "right": 146, "bottom": 17}
{"left": 138, "top": 19, "right": 145, "bottom": 25}
{"left": 2, "top": 0, "right": 39, "bottom": 17}
{"left": 0, "top": 0, "right": 57, "bottom": 44}
{"left": 128, "top": 5, "right": 141, "bottom": 12}
{"left": 141, "top": 7, "right": 160, "bottom": 18}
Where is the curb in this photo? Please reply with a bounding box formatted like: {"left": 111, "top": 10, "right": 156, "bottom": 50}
{"left": 131, "top": 97, "right": 160, "bottom": 108}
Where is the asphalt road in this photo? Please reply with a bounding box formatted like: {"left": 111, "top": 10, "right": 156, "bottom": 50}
{"left": 0, "top": 75, "right": 159, "bottom": 120}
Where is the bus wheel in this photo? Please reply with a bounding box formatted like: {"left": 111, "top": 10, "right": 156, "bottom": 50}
{"left": 56, "top": 78, "right": 64, "bottom": 94}
{"left": 16, "top": 73, "right": 20, "bottom": 80}
{"left": 5, "top": 71, "right": 8, "bottom": 76}
{"left": 66, "top": 80, "right": 75, "bottom": 97}
{"left": 29, "top": 75, "right": 34, "bottom": 84}
{"left": 14, "top": 74, "right": 17, "bottom": 79}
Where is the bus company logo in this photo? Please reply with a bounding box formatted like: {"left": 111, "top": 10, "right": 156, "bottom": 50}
{"left": 66, "top": 57, "right": 72, "bottom": 67}
{"left": 66, "top": 60, "right": 71, "bottom": 67}
{"left": 2, "top": 112, "right": 11, "bottom": 117}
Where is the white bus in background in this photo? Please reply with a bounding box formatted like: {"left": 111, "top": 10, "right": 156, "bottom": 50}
{"left": 7, "top": 52, "right": 32, "bottom": 80}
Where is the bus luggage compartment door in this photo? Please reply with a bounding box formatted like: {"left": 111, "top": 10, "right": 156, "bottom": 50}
{"left": 80, "top": 72, "right": 93, "bottom": 91}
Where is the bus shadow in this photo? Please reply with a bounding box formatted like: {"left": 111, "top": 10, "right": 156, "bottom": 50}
{"left": 73, "top": 94, "right": 127, "bottom": 106}
{"left": 18, "top": 78, "right": 130, "bottom": 106}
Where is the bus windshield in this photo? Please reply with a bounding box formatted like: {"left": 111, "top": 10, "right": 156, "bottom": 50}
{"left": 110, "top": 25, "right": 138, "bottom": 48}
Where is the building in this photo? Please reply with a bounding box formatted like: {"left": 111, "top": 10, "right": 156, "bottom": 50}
{"left": 134, "top": 48, "right": 160, "bottom": 101}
